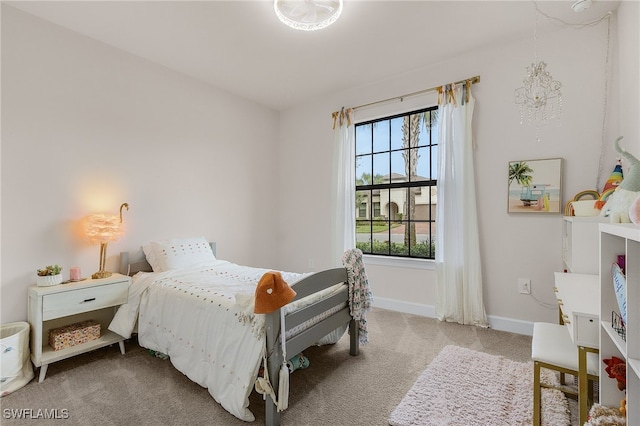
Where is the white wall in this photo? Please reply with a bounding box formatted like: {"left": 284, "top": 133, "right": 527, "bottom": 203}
{"left": 277, "top": 6, "right": 639, "bottom": 332}
{"left": 616, "top": 1, "right": 639, "bottom": 154}
{"left": 2, "top": 4, "right": 637, "bottom": 332}
{"left": 1, "top": 6, "right": 281, "bottom": 323}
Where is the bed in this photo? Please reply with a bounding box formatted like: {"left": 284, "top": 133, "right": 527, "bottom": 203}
{"left": 108, "top": 237, "right": 368, "bottom": 425}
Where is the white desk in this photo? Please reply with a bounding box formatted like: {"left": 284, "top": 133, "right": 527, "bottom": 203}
{"left": 553, "top": 272, "right": 599, "bottom": 426}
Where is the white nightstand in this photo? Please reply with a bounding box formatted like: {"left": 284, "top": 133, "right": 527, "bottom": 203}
{"left": 27, "top": 273, "right": 131, "bottom": 382}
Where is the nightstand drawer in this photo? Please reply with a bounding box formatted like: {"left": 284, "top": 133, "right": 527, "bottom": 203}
{"left": 42, "top": 281, "right": 128, "bottom": 320}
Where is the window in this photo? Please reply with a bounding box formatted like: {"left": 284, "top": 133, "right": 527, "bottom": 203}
{"left": 355, "top": 107, "right": 438, "bottom": 259}
{"left": 373, "top": 201, "right": 381, "bottom": 218}
{"left": 358, "top": 203, "right": 367, "bottom": 218}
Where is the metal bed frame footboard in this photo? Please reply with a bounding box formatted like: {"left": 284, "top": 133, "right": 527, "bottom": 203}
{"left": 264, "top": 267, "right": 359, "bottom": 426}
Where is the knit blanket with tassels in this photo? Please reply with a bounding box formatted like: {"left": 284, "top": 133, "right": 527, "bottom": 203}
{"left": 341, "top": 248, "right": 373, "bottom": 344}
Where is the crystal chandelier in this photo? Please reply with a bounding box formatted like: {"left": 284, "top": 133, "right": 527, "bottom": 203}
{"left": 274, "top": 0, "right": 343, "bottom": 31}
{"left": 515, "top": 61, "right": 562, "bottom": 124}
{"left": 514, "top": 2, "right": 562, "bottom": 128}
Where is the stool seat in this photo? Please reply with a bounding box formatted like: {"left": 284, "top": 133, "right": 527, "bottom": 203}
{"left": 532, "top": 322, "right": 598, "bottom": 376}
{"left": 531, "top": 322, "right": 599, "bottom": 426}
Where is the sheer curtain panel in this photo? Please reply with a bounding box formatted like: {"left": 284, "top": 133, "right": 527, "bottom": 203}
{"left": 331, "top": 108, "right": 356, "bottom": 267}
{"left": 435, "top": 84, "right": 488, "bottom": 327}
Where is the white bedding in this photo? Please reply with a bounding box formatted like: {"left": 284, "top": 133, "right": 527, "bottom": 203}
{"left": 108, "top": 259, "right": 346, "bottom": 422}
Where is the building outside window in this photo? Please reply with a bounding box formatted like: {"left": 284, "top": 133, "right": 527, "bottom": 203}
{"left": 355, "top": 106, "right": 438, "bottom": 259}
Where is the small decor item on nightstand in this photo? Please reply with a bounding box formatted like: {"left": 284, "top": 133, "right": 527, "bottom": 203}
{"left": 36, "top": 265, "right": 63, "bottom": 287}
{"left": 69, "top": 266, "right": 82, "bottom": 282}
{"left": 48, "top": 320, "right": 100, "bottom": 351}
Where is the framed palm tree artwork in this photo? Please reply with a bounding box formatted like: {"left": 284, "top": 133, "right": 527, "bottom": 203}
{"left": 508, "top": 158, "right": 562, "bottom": 213}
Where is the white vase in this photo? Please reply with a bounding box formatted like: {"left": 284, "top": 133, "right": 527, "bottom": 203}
{"left": 36, "top": 274, "right": 63, "bottom": 287}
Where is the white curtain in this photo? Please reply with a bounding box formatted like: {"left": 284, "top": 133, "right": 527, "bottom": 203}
{"left": 435, "top": 83, "right": 488, "bottom": 327}
{"left": 330, "top": 108, "right": 356, "bottom": 267}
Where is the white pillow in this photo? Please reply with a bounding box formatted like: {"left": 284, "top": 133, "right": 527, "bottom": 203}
{"left": 143, "top": 236, "right": 216, "bottom": 272}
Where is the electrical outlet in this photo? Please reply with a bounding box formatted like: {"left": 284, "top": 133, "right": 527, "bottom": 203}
{"left": 518, "top": 278, "right": 531, "bottom": 294}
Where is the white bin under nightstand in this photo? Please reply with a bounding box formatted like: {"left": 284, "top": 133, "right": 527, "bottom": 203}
{"left": 0, "top": 321, "right": 34, "bottom": 396}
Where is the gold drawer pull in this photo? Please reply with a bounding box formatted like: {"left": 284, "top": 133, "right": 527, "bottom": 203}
{"left": 562, "top": 315, "right": 571, "bottom": 325}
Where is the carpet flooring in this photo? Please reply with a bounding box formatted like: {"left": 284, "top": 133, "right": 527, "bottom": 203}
{"left": 1, "top": 308, "right": 566, "bottom": 425}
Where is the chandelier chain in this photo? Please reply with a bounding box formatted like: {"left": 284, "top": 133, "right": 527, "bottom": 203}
{"left": 596, "top": 13, "right": 612, "bottom": 191}
{"left": 535, "top": 3, "right": 613, "bottom": 29}
{"left": 516, "top": 2, "right": 613, "bottom": 141}
{"left": 536, "top": 2, "right": 614, "bottom": 188}
{"left": 533, "top": 2, "right": 538, "bottom": 63}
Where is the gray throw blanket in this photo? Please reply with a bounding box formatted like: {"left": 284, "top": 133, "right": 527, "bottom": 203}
{"left": 341, "top": 248, "right": 373, "bottom": 344}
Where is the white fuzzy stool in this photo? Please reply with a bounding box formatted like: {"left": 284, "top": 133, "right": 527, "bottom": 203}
{"left": 531, "top": 322, "right": 599, "bottom": 425}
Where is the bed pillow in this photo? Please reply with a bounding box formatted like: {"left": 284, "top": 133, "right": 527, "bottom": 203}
{"left": 143, "top": 236, "right": 216, "bottom": 272}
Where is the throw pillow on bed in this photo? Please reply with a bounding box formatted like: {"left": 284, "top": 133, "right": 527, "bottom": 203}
{"left": 143, "top": 236, "right": 216, "bottom": 272}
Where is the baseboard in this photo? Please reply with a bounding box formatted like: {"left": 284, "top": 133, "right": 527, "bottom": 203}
{"left": 486, "top": 315, "right": 533, "bottom": 336}
{"left": 372, "top": 297, "right": 534, "bottom": 336}
{"left": 373, "top": 297, "right": 436, "bottom": 318}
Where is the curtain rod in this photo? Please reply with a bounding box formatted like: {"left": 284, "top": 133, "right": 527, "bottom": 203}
{"left": 352, "top": 75, "right": 480, "bottom": 111}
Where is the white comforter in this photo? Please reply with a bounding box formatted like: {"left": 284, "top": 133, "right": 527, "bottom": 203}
{"left": 109, "top": 260, "right": 343, "bottom": 422}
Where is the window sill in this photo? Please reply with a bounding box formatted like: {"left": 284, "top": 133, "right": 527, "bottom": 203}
{"left": 363, "top": 254, "right": 435, "bottom": 270}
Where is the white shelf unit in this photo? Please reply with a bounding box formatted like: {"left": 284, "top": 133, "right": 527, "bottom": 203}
{"left": 599, "top": 223, "right": 640, "bottom": 424}
{"left": 563, "top": 216, "right": 606, "bottom": 274}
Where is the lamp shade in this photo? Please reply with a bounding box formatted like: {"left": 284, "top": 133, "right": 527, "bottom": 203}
{"left": 85, "top": 214, "right": 122, "bottom": 243}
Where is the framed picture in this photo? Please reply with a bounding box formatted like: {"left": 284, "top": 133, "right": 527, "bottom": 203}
{"left": 508, "top": 158, "right": 562, "bottom": 213}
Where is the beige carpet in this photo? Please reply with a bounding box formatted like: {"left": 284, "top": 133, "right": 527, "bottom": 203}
{"left": 388, "top": 345, "right": 570, "bottom": 426}
{"left": 0, "top": 308, "right": 561, "bottom": 425}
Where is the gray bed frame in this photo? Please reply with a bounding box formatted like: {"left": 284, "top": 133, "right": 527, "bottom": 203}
{"left": 119, "top": 245, "right": 359, "bottom": 426}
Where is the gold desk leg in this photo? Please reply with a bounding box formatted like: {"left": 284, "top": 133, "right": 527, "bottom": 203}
{"left": 558, "top": 307, "right": 566, "bottom": 385}
{"left": 578, "top": 345, "right": 599, "bottom": 426}
{"left": 533, "top": 361, "right": 541, "bottom": 426}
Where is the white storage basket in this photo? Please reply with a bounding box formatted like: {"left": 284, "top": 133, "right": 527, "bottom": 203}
{"left": 1, "top": 322, "right": 34, "bottom": 396}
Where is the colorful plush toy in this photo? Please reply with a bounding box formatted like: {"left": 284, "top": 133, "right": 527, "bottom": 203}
{"left": 600, "top": 136, "right": 640, "bottom": 222}
{"left": 286, "top": 352, "right": 310, "bottom": 373}
{"left": 630, "top": 194, "right": 640, "bottom": 226}
{"left": 603, "top": 356, "right": 626, "bottom": 391}
{"left": 595, "top": 162, "right": 623, "bottom": 210}
{"left": 602, "top": 162, "right": 624, "bottom": 192}
{"left": 585, "top": 403, "right": 626, "bottom": 426}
